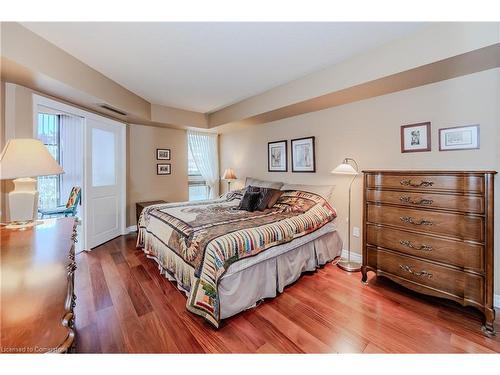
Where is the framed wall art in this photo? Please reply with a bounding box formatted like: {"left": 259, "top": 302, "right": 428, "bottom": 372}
{"left": 401, "top": 122, "right": 431, "bottom": 153}
{"left": 156, "top": 148, "right": 171, "bottom": 160}
{"left": 157, "top": 163, "right": 171, "bottom": 175}
{"left": 291, "top": 136, "right": 315, "bottom": 173}
{"left": 439, "top": 124, "right": 479, "bottom": 151}
{"left": 268, "top": 140, "right": 287, "bottom": 172}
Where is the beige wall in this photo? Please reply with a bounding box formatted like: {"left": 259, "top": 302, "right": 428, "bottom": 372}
{"left": 127, "top": 124, "right": 188, "bottom": 227}
{"left": 0, "top": 82, "right": 189, "bottom": 226}
{"left": 220, "top": 68, "right": 500, "bottom": 293}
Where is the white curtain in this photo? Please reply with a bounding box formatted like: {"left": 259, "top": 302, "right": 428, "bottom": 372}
{"left": 59, "top": 114, "right": 84, "bottom": 205}
{"left": 187, "top": 130, "right": 219, "bottom": 199}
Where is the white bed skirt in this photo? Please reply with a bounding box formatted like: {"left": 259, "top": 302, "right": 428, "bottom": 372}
{"left": 149, "top": 227, "right": 343, "bottom": 321}
{"left": 219, "top": 229, "right": 342, "bottom": 319}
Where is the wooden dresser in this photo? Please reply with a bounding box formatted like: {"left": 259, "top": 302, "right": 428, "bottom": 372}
{"left": 0, "top": 218, "right": 78, "bottom": 353}
{"left": 362, "top": 170, "right": 496, "bottom": 335}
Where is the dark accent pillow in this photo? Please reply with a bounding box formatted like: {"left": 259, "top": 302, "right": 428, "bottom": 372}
{"left": 238, "top": 190, "right": 260, "bottom": 212}
{"left": 255, "top": 188, "right": 281, "bottom": 211}
{"left": 245, "top": 185, "right": 261, "bottom": 193}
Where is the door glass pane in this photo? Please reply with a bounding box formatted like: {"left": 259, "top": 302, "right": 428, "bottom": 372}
{"left": 92, "top": 128, "right": 116, "bottom": 186}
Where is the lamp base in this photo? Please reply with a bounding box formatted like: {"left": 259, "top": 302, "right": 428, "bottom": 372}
{"left": 337, "top": 259, "right": 362, "bottom": 272}
{"left": 8, "top": 177, "right": 39, "bottom": 222}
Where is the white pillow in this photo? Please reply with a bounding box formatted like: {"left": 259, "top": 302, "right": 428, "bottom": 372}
{"left": 245, "top": 177, "right": 283, "bottom": 190}
{"left": 280, "top": 184, "right": 335, "bottom": 201}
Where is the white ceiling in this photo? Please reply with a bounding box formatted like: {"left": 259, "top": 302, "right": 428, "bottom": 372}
{"left": 22, "top": 22, "right": 427, "bottom": 113}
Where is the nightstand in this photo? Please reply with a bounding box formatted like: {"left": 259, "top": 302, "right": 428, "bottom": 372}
{"left": 136, "top": 200, "right": 167, "bottom": 231}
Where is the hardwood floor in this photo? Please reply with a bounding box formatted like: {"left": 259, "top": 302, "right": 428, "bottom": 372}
{"left": 74, "top": 233, "right": 500, "bottom": 353}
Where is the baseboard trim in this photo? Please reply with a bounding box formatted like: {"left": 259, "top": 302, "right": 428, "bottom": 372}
{"left": 125, "top": 225, "right": 137, "bottom": 234}
{"left": 340, "top": 249, "right": 362, "bottom": 263}
{"left": 495, "top": 294, "right": 500, "bottom": 309}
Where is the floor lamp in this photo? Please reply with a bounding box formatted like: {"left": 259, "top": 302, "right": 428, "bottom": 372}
{"left": 331, "top": 157, "right": 361, "bottom": 272}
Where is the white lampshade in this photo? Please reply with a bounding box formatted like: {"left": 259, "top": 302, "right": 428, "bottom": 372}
{"left": 0, "top": 138, "right": 64, "bottom": 180}
{"left": 331, "top": 163, "right": 358, "bottom": 175}
{"left": 222, "top": 168, "right": 237, "bottom": 180}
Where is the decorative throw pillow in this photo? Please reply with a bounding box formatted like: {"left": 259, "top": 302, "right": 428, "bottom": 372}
{"left": 237, "top": 190, "right": 261, "bottom": 212}
{"left": 253, "top": 188, "right": 280, "bottom": 211}
{"left": 255, "top": 188, "right": 272, "bottom": 211}
{"left": 266, "top": 189, "right": 283, "bottom": 209}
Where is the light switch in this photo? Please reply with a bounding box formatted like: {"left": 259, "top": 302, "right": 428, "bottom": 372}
{"left": 353, "top": 227, "right": 360, "bottom": 238}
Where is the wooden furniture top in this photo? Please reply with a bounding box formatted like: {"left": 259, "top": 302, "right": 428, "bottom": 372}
{"left": 0, "top": 218, "right": 76, "bottom": 353}
{"left": 136, "top": 200, "right": 168, "bottom": 210}
{"left": 136, "top": 200, "right": 168, "bottom": 229}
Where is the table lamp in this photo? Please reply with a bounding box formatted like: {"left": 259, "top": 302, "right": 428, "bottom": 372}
{"left": 0, "top": 138, "right": 64, "bottom": 229}
{"left": 222, "top": 168, "right": 237, "bottom": 192}
{"left": 331, "top": 157, "right": 360, "bottom": 272}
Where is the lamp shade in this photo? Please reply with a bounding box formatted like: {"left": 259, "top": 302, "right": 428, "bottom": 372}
{"left": 331, "top": 163, "right": 358, "bottom": 175}
{"left": 0, "top": 138, "right": 64, "bottom": 180}
{"left": 222, "top": 168, "right": 237, "bottom": 180}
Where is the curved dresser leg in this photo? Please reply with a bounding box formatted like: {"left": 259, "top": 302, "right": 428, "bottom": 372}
{"left": 481, "top": 308, "right": 496, "bottom": 336}
{"left": 361, "top": 266, "right": 368, "bottom": 285}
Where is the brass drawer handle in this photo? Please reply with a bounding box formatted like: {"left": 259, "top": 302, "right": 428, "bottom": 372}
{"left": 400, "top": 216, "right": 433, "bottom": 226}
{"left": 399, "top": 240, "right": 433, "bottom": 251}
{"left": 400, "top": 196, "right": 434, "bottom": 206}
{"left": 400, "top": 179, "right": 434, "bottom": 188}
{"left": 400, "top": 264, "right": 433, "bottom": 278}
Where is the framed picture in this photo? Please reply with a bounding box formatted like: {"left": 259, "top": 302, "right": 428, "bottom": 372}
{"left": 268, "top": 140, "right": 287, "bottom": 172}
{"left": 401, "top": 122, "right": 431, "bottom": 153}
{"left": 439, "top": 125, "right": 480, "bottom": 151}
{"left": 157, "top": 163, "right": 171, "bottom": 175}
{"left": 156, "top": 148, "right": 171, "bottom": 160}
{"left": 291, "top": 136, "right": 315, "bottom": 173}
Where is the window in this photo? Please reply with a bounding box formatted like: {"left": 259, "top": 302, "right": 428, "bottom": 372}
{"left": 188, "top": 146, "right": 209, "bottom": 201}
{"left": 37, "top": 113, "right": 62, "bottom": 209}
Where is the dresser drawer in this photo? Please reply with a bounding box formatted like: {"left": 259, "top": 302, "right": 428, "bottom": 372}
{"left": 366, "top": 247, "right": 484, "bottom": 305}
{"left": 366, "top": 173, "right": 484, "bottom": 193}
{"left": 366, "top": 190, "right": 484, "bottom": 214}
{"left": 367, "top": 204, "right": 484, "bottom": 242}
{"left": 366, "top": 224, "right": 484, "bottom": 271}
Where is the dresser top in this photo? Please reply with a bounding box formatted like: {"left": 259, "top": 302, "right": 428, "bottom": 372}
{"left": 0, "top": 218, "right": 75, "bottom": 353}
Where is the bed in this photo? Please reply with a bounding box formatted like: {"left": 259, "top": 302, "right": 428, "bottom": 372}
{"left": 137, "top": 187, "right": 342, "bottom": 328}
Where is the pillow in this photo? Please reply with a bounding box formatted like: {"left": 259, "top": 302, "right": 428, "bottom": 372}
{"left": 237, "top": 190, "right": 261, "bottom": 212}
{"left": 280, "top": 184, "right": 334, "bottom": 201}
{"left": 266, "top": 189, "right": 283, "bottom": 209}
{"left": 245, "top": 177, "right": 283, "bottom": 190}
{"left": 255, "top": 188, "right": 280, "bottom": 211}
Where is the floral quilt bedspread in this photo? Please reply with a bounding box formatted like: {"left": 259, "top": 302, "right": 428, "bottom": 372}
{"left": 137, "top": 190, "right": 336, "bottom": 327}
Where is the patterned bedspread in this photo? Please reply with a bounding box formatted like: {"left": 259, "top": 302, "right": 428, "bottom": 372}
{"left": 137, "top": 190, "right": 337, "bottom": 327}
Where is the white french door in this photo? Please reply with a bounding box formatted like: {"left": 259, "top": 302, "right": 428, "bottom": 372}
{"left": 33, "top": 94, "right": 126, "bottom": 251}
{"left": 85, "top": 116, "right": 126, "bottom": 249}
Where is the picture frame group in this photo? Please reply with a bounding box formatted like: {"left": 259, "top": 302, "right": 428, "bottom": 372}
{"left": 156, "top": 148, "right": 171, "bottom": 175}
{"left": 268, "top": 136, "right": 316, "bottom": 173}
{"left": 401, "top": 122, "right": 480, "bottom": 153}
